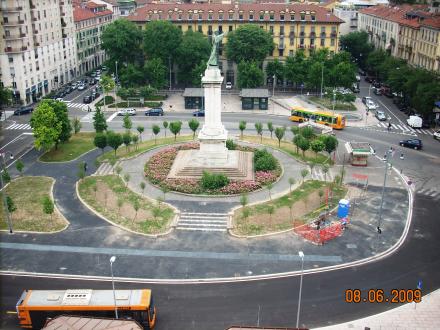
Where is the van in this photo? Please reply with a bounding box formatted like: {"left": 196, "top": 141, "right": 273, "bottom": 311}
{"left": 407, "top": 115, "right": 422, "bottom": 128}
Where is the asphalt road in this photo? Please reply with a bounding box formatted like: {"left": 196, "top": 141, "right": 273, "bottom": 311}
{"left": 1, "top": 191, "right": 439, "bottom": 329}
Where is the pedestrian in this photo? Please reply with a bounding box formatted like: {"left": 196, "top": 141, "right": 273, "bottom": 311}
{"left": 387, "top": 122, "right": 392, "bottom": 131}
{"left": 84, "top": 162, "right": 88, "bottom": 172}
{"left": 88, "top": 106, "right": 91, "bottom": 112}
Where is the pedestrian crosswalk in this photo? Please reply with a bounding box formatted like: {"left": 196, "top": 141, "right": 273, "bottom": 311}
{"left": 5, "top": 123, "right": 31, "bottom": 130}
{"left": 93, "top": 161, "right": 121, "bottom": 176}
{"left": 62, "top": 100, "right": 89, "bottom": 111}
{"left": 416, "top": 187, "right": 439, "bottom": 200}
{"left": 311, "top": 168, "right": 334, "bottom": 182}
{"left": 80, "top": 113, "right": 94, "bottom": 123}
{"left": 176, "top": 212, "right": 229, "bottom": 232}
{"left": 376, "top": 122, "right": 436, "bottom": 136}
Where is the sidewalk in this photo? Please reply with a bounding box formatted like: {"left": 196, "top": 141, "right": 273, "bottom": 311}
{"left": 314, "top": 289, "right": 440, "bottom": 330}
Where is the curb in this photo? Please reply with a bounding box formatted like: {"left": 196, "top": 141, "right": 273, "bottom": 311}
{"left": 75, "top": 178, "right": 175, "bottom": 238}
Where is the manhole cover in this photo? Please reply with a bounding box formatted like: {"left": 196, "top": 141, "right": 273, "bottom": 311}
{"left": 346, "top": 244, "right": 357, "bottom": 249}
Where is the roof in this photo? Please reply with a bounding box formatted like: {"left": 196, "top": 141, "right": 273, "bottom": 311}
{"left": 23, "top": 289, "right": 151, "bottom": 307}
{"left": 240, "top": 89, "right": 270, "bottom": 98}
{"left": 43, "top": 315, "right": 143, "bottom": 330}
{"left": 183, "top": 88, "right": 204, "bottom": 97}
{"left": 74, "top": 6, "right": 113, "bottom": 21}
{"left": 127, "top": 3, "right": 344, "bottom": 24}
{"left": 345, "top": 141, "right": 374, "bottom": 155}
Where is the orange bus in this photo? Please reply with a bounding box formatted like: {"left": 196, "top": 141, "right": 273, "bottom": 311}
{"left": 16, "top": 289, "right": 156, "bottom": 330}
{"left": 289, "top": 107, "right": 346, "bottom": 129}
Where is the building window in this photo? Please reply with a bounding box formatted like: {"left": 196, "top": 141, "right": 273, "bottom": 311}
{"left": 280, "top": 26, "right": 284, "bottom": 35}
{"left": 208, "top": 14, "right": 212, "bottom": 20}
{"left": 280, "top": 14, "right": 284, "bottom": 20}
{"left": 301, "top": 14, "right": 305, "bottom": 21}
{"left": 219, "top": 25, "right": 223, "bottom": 33}
{"left": 219, "top": 14, "right": 223, "bottom": 20}
{"left": 311, "top": 15, "right": 315, "bottom": 21}
{"left": 229, "top": 13, "right": 233, "bottom": 20}
{"left": 189, "top": 14, "right": 193, "bottom": 20}
{"left": 250, "top": 14, "right": 254, "bottom": 20}
{"left": 290, "top": 14, "right": 295, "bottom": 21}
{"left": 229, "top": 25, "right": 233, "bottom": 32}
{"left": 239, "top": 14, "right": 243, "bottom": 20}
{"left": 260, "top": 14, "right": 264, "bottom": 20}
{"left": 279, "top": 49, "right": 284, "bottom": 56}
{"left": 331, "top": 38, "right": 335, "bottom": 46}
{"left": 321, "top": 38, "right": 325, "bottom": 46}
{"left": 270, "top": 14, "right": 274, "bottom": 20}
{"left": 269, "top": 26, "right": 274, "bottom": 35}
{"left": 198, "top": 25, "right": 203, "bottom": 33}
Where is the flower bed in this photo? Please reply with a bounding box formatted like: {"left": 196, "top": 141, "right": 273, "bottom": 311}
{"left": 145, "top": 143, "right": 281, "bottom": 195}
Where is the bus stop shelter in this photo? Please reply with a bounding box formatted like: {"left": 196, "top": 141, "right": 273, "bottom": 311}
{"left": 183, "top": 88, "right": 204, "bottom": 109}
{"left": 239, "top": 89, "right": 269, "bottom": 110}
{"left": 345, "top": 141, "right": 375, "bottom": 166}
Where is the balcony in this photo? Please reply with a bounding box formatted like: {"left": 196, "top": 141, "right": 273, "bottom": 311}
{"left": 309, "top": 32, "right": 316, "bottom": 38}
{"left": 299, "top": 32, "right": 305, "bottom": 37}
{"left": 330, "top": 32, "right": 337, "bottom": 37}
{"left": 4, "top": 46, "right": 27, "bottom": 53}
{"left": 320, "top": 33, "right": 326, "bottom": 38}
{"left": 62, "top": 33, "right": 67, "bottom": 38}
{"left": 278, "top": 43, "right": 285, "bottom": 50}
{"left": 1, "top": 6, "right": 23, "bottom": 12}
{"left": 298, "top": 44, "right": 305, "bottom": 49}
{"left": 3, "top": 33, "right": 27, "bottom": 40}
{"left": 2, "top": 20, "right": 26, "bottom": 26}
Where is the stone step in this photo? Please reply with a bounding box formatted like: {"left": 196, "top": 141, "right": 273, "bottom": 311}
{"left": 177, "top": 227, "right": 227, "bottom": 232}
{"left": 94, "top": 161, "right": 121, "bottom": 176}
{"left": 176, "top": 212, "right": 229, "bottom": 232}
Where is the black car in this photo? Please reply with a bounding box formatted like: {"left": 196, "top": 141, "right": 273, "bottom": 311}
{"left": 192, "top": 109, "right": 205, "bottom": 117}
{"left": 399, "top": 139, "right": 422, "bottom": 150}
{"left": 365, "top": 76, "right": 374, "bottom": 83}
{"left": 89, "top": 78, "right": 97, "bottom": 86}
{"left": 83, "top": 95, "right": 92, "bottom": 104}
{"left": 145, "top": 108, "right": 164, "bottom": 116}
{"left": 358, "top": 69, "right": 366, "bottom": 76}
{"left": 13, "top": 106, "right": 34, "bottom": 115}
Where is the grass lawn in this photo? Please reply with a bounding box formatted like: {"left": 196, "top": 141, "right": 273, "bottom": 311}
{"left": 233, "top": 180, "right": 347, "bottom": 236}
{"left": 97, "top": 135, "right": 193, "bottom": 162}
{"left": 0, "top": 177, "right": 67, "bottom": 232}
{"left": 40, "top": 132, "right": 95, "bottom": 162}
{"left": 78, "top": 175, "right": 174, "bottom": 234}
{"left": 242, "top": 135, "right": 332, "bottom": 165}
{"left": 309, "top": 96, "right": 356, "bottom": 111}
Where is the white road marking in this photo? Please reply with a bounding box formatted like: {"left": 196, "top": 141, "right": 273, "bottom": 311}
{"left": 106, "top": 112, "right": 118, "bottom": 122}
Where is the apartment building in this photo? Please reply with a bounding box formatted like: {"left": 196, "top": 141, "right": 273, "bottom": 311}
{"left": 0, "top": 0, "right": 77, "bottom": 105}
{"left": 127, "top": 3, "right": 343, "bottom": 85}
{"left": 74, "top": 2, "right": 114, "bottom": 75}
{"left": 359, "top": 5, "right": 440, "bottom": 72}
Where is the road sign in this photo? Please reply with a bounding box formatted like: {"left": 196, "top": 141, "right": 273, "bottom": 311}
{"left": 417, "top": 280, "right": 422, "bottom": 290}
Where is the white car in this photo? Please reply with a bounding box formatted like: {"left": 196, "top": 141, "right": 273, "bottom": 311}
{"left": 117, "top": 108, "right": 136, "bottom": 116}
{"left": 433, "top": 130, "right": 440, "bottom": 140}
{"left": 71, "top": 82, "right": 78, "bottom": 90}
{"left": 356, "top": 75, "right": 361, "bottom": 82}
{"left": 366, "top": 100, "right": 378, "bottom": 111}
{"left": 226, "top": 82, "right": 232, "bottom": 89}
{"left": 77, "top": 84, "right": 86, "bottom": 91}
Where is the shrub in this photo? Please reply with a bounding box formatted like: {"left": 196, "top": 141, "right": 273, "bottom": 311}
{"left": 201, "top": 171, "right": 229, "bottom": 190}
{"left": 254, "top": 149, "right": 277, "bottom": 171}
{"left": 96, "top": 95, "right": 115, "bottom": 107}
{"left": 226, "top": 139, "right": 236, "bottom": 150}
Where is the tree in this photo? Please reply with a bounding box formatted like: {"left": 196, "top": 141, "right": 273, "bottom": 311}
{"left": 412, "top": 82, "right": 440, "bottom": 119}
{"left": 267, "top": 204, "right": 275, "bottom": 225}
{"left": 124, "top": 173, "right": 130, "bottom": 187}
{"left": 255, "top": 122, "right": 263, "bottom": 142}
{"left": 117, "top": 198, "right": 123, "bottom": 213}
{"left": 319, "top": 190, "right": 324, "bottom": 204}
{"left": 122, "top": 114, "right": 132, "bottom": 131}
{"left": 306, "top": 61, "right": 324, "bottom": 90}
{"left": 93, "top": 107, "right": 107, "bottom": 133}
{"left": 119, "top": 63, "right": 145, "bottom": 87}
{"left": 188, "top": 118, "right": 200, "bottom": 140}
{"left": 340, "top": 31, "right": 373, "bottom": 68}
{"left": 274, "top": 127, "right": 285, "bottom": 147}
{"left": 321, "top": 135, "right": 339, "bottom": 156}
{"left": 100, "top": 75, "right": 115, "bottom": 108}
{"left": 237, "top": 61, "right": 264, "bottom": 88}
{"left": 77, "top": 162, "right": 86, "bottom": 180}
{"left": 94, "top": 133, "right": 107, "bottom": 153}
{"left": 30, "top": 103, "right": 61, "bottom": 151}
{"left": 42, "top": 196, "right": 54, "bottom": 219}
{"left": 226, "top": 24, "right": 274, "bottom": 64}
{"left": 132, "top": 134, "right": 139, "bottom": 150}
{"left": 300, "top": 169, "right": 309, "bottom": 183}
{"left": 310, "top": 139, "right": 325, "bottom": 158}
{"left": 265, "top": 59, "right": 285, "bottom": 83}
{"left": 143, "top": 20, "right": 182, "bottom": 63}
{"left": 240, "top": 194, "right": 248, "bottom": 210}
{"left": 163, "top": 121, "right": 168, "bottom": 137}
{"left": 288, "top": 177, "right": 296, "bottom": 193}
{"left": 298, "top": 137, "right": 310, "bottom": 157}
{"left": 136, "top": 125, "right": 144, "bottom": 142}
{"left": 15, "top": 160, "right": 24, "bottom": 176}
{"left": 366, "top": 50, "right": 387, "bottom": 79}
{"left": 122, "top": 132, "right": 132, "bottom": 151}
{"left": 101, "top": 19, "right": 143, "bottom": 65}
{"left": 43, "top": 100, "right": 71, "bottom": 148}
{"left": 152, "top": 124, "right": 160, "bottom": 144}
{"left": 239, "top": 121, "right": 247, "bottom": 139}
{"left": 176, "top": 30, "right": 210, "bottom": 85}
{"left": 169, "top": 121, "right": 182, "bottom": 141}
{"left": 71, "top": 117, "right": 81, "bottom": 134}
{"left": 293, "top": 134, "right": 303, "bottom": 154}
{"left": 285, "top": 50, "right": 307, "bottom": 87}
{"left": 2, "top": 169, "right": 11, "bottom": 183}
{"left": 132, "top": 199, "right": 140, "bottom": 223}
{"left": 322, "top": 164, "right": 330, "bottom": 181}
{"left": 144, "top": 58, "right": 168, "bottom": 89}
{"left": 107, "top": 131, "right": 123, "bottom": 155}
{"left": 267, "top": 122, "right": 274, "bottom": 138}
{"left": 267, "top": 182, "right": 273, "bottom": 201}
{"left": 0, "top": 84, "right": 13, "bottom": 109}
{"left": 115, "top": 165, "right": 122, "bottom": 176}
{"left": 6, "top": 196, "right": 16, "bottom": 220}
{"left": 140, "top": 181, "right": 146, "bottom": 194}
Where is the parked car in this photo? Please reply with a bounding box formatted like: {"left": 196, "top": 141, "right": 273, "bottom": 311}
{"left": 375, "top": 110, "right": 387, "bottom": 121}
{"left": 89, "top": 78, "right": 96, "bottom": 86}
{"left": 351, "top": 83, "right": 360, "bottom": 93}
{"left": 399, "top": 138, "right": 423, "bottom": 150}
{"left": 372, "top": 80, "right": 381, "bottom": 88}
{"left": 355, "top": 75, "right": 361, "bottom": 82}
{"left": 77, "top": 84, "right": 86, "bottom": 91}
{"left": 373, "top": 87, "right": 382, "bottom": 95}
{"left": 362, "top": 96, "right": 372, "bottom": 105}
{"left": 407, "top": 115, "right": 423, "bottom": 128}
{"left": 193, "top": 109, "right": 205, "bottom": 117}
{"left": 13, "top": 106, "right": 33, "bottom": 115}
{"left": 433, "top": 130, "right": 440, "bottom": 140}
{"left": 365, "top": 76, "right": 374, "bottom": 83}
{"left": 366, "top": 100, "right": 378, "bottom": 111}
{"left": 65, "top": 86, "right": 73, "bottom": 94}
{"left": 71, "top": 82, "right": 78, "bottom": 90}
{"left": 226, "top": 82, "right": 232, "bottom": 89}
{"left": 117, "top": 108, "right": 136, "bottom": 116}
{"left": 83, "top": 95, "right": 92, "bottom": 104}
{"left": 358, "top": 69, "right": 366, "bottom": 76}
{"left": 145, "top": 108, "right": 164, "bottom": 116}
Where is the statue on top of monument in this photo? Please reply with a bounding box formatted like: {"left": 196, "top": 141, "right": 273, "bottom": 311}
{"left": 207, "top": 32, "right": 224, "bottom": 68}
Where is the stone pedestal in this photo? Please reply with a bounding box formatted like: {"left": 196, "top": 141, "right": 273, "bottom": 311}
{"left": 167, "top": 65, "right": 254, "bottom": 181}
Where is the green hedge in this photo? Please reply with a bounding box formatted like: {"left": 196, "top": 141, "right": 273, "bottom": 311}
{"left": 108, "top": 101, "right": 163, "bottom": 108}
{"left": 201, "top": 171, "right": 229, "bottom": 190}
{"left": 254, "top": 149, "right": 277, "bottom": 171}
{"left": 95, "top": 95, "right": 115, "bottom": 107}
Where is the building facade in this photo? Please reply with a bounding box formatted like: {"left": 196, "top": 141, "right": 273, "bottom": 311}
{"left": 74, "top": 2, "right": 114, "bottom": 75}
{"left": 127, "top": 3, "right": 343, "bottom": 85}
{"left": 358, "top": 5, "right": 440, "bottom": 72}
{"left": 0, "top": 0, "right": 77, "bottom": 105}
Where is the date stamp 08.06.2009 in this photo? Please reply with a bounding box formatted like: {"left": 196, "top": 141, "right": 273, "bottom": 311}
{"left": 345, "top": 289, "right": 422, "bottom": 304}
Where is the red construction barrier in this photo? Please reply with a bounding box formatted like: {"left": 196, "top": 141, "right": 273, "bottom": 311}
{"left": 294, "top": 221, "right": 344, "bottom": 245}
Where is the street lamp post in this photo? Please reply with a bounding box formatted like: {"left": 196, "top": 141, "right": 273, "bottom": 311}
{"left": 296, "top": 251, "right": 305, "bottom": 329}
{"left": 332, "top": 89, "right": 336, "bottom": 115}
{"left": 11, "top": 73, "right": 16, "bottom": 105}
{"left": 320, "top": 63, "right": 324, "bottom": 99}
{"left": 272, "top": 74, "right": 276, "bottom": 97}
{"left": 169, "top": 56, "right": 172, "bottom": 91}
{"left": 109, "top": 256, "right": 118, "bottom": 319}
{"left": 0, "top": 152, "right": 14, "bottom": 233}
